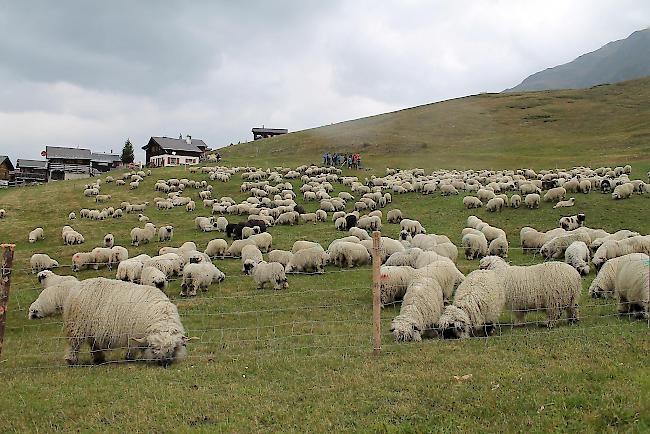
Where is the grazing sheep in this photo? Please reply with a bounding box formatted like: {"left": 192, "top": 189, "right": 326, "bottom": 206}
{"left": 158, "top": 225, "right": 174, "bottom": 242}
{"left": 36, "top": 270, "right": 79, "bottom": 289}
{"left": 226, "top": 239, "right": 256, "bottom": 257}
{"left": 140, "top": 266, "right": 168, "bottom": 290}
{"left": 564, "top": 241, "right": 591, "bottom": 276}
{"left": 386, "top": 209, "right": 403, "bottom": 223}
{"left": 116, "top": 259, "right": 145, "bottom": 282}
{"left": 487, "top": 237, "right": 508, "bottom": 258}
{"left": 335, "top": 217, "right": 347, "bottom": 231}
{"left": 524, "top": 193, "right": 540, "bottom": 209}
{"left": 400, "top": 219, "right": 426, "bottom": 236}
{"left": 195, "top": 216, "right": 216, "bottom": 232}
{"left": 509, "top": 194, "right": 521, "bottom": 209}
{"left": 590, "top": 230, "right": 640, "bottom": 253}
{"left": 268, "top": 250, "right": 294, "bottom": 268}
{"left": 71, "top": 252, "right": 94, "bottom": 272}
{"left": 241, "top": 244, "right": 264, "bottom": 274}
{"left": 559, "top": 213, "right": 586, "bottom": 231}
{"left": 480, "top": 224, "right": 506, "bottom": 243}
{"left": 479, "top": 256, "right": 581, "bottom": 327}
{"left": 543, "top": 187, "right": 566, "bottom": 202}
{"left": 68, "top": 212, "right": 76, "bottom": 220}
{"left": 315, "top": 210, "right": 327, "bottom": 222}
{"left": 204, "top": 239, "right": 228, "bottom": 258}
{"left": 329, "top": 242, "right": 371, "bottom": 268}
{"left": 249, "top": 232, "right": 272, "bottom": 253}
{"left": 251, "top": 261, "right": 288, "bottom": 290}
{"left": 30, "top": 254, "right": 59, "bottom": 274}
{"left": 519, "top": 227, "right": 566, "bottom": 252}
{"left": 477, "top": 189, "right": 496, "bottom": 203}
{"left": 438, "top": 270, "right": 505, "bottom": 339}
{"left": 540, "top": 229, "right": 591, "bottom": 259}
{"left": 462, "top": 196, "right": 482, "bottom": 209}
{"left": 592, "top": 236, "right": 650, "bottom": 269}
{"left": 461, "top": 233, "right": 488, "bottom": 260}
{"left": 181, "top": 262, "right": 225, "bottom": 296}
{"left": 216, "top": 216, "right": 228, "bottom": 232}
{"left": 130, "top": 223, "right": 156, "bottom": 246}
{"left": 285, "top": 247, "right": 329, "bottom": 274}
{"left": 0, "top": 209, "right": 5, "bottom": 218}
{"left": 440, "top": 184, "right": 458, "bottom": 196}
{"left": 614, "top": 259, "right": 649, "bottom": 318}
{"left": 291, "top": 241, "right": 323, "bottom": 253}
{"left": 28, "top": 281, "right": 80, "bottom": 319}
{"left": 612, "top": 183, "right": 634, "bottom": 200}
{"left": 349, "top": 227, "right": 371, "bottom": 241}
{"left": 390, "top": 277, "right": 444, "bottom": 342}
{"left": 589, "top": 253, "right": 648, "bottom": 299}
{"left": 485, "top": 197, "right": 505, "bottom": 212}
{"left": 104, "top": 233, "right": 114, "bottom": 248}
{"left": 62, "top": 278, "right": 187, "bottom": 366}
{"left": 300, "top": 213, "right": 317, "bottom": 224}
{"left": 553, "top": 198, "right": 575, "bottom": 208}
{"left": 385, "top": 248, "right": 423, "bottom": 267}
{"left": 29, "top": 227, "right": 45, "bottom": 243}
{"left": 360, "top": 237, "right": 405, "bottom": 262}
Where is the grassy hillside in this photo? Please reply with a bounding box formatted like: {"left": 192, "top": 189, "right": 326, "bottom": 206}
{"left": 0, "top": 158, "right": 649, "bottom": 431}
{"left": 221, "top": 77, "right": 650, "bottom": 170}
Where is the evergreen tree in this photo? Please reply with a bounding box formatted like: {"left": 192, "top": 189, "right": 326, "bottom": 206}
{"left": 121, "top": 139, "right": 135, "bottom": 164}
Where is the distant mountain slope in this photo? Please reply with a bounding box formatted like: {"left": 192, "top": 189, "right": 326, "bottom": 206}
{"left": 220, "top": 76, "right": 650, "bottom": 171}
{"left": 507, "top": 28, "right": 650, "bottom": 92}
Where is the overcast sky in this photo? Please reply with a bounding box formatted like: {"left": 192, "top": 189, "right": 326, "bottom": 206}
{"left": 0, "top": 0, "right": 649, "bottom": 163}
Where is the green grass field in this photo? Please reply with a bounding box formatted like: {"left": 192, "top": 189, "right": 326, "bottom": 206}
{"left": 1, "top": 80, "right": 650, "bottom": 432}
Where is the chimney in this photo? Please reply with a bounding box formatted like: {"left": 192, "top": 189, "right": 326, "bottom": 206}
{"left": 186, "top": 135, "right": 192, "bottom": 145}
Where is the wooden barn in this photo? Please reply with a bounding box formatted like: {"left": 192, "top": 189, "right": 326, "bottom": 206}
{"left": 91, "top": 153, "right": 122, "bottom": 173}
{"left": 142, "top": 135, "right": 208, "bottom": 167}
{"left": 252, "top": 127, "right": 288, "bottom": 140}
{"left": 15, "top": 159, "right": 48, "bottom": 184}
{"left": 45, "top": 146, "right": 92, "bottom": 180}
{"left": 0, "top": 156, "right": 14, "bottom": 182}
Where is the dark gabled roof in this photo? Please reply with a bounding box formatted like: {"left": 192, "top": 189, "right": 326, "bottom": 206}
{"left": 0, "top": 156, "right": 13, "bottom": 170}
{"left": 142, "top": 136, "right": 208, "bottom": 153}
{"left": 45, "top": 146, "right": 92, "bottom": 160}
{"left": 252, "top": 128, "right": 288, "bottom": 134}
{"left": 17, "top": 159, "right": 47, "bottom": 169}
{"left": 91, "top": 153, "right": 121, "bottom": 163}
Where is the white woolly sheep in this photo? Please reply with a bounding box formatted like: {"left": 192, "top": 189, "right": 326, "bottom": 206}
{"left": 400, "top": 219, "right": 426, "bottom": 236}
{"left": 158, "top": 226, "right": 174, "bottom": 242}
{"left": 285, "top": 247, "right": 329, "bottom": 274}
{"left": 215, "top": 216, "right": 228, "bottom": 232}
{"left": 592, "top": 236, "right": 650, "bottom": 269}
{"left": 390, "top": 277, "right": 444, "bottom": 342}
{"left": 226, "top": 239, "right": 256, "bottom": 257}
{"left": 509, "top": 194, "right": 521, "bottom": 209}
{"left": 553, "top": 198, "right": 575, "bottom": 209}
{"left": 130, "top": 223, "right": 156, "bottom": 247}
{"left": 612, "top": 183, "right": 634, "bottom": 200}
{"left": 463, "top": 196, "right": 482, "bottom": 209}
{"left": 29, "top": 227, "right": 44, "bottom": 243}
{"left": 360, "top": 237, "right": 405, "bottom": 263}
{"left": 268, "top": 250, "right": 294, "bottom": 268}
{"left": 195, "top": 216, "right": 216, "bottom": 232}
{"left": 291, "top": 240, "right": 323, "bottom": 253}
{"left": 30, "top": 254, "right": 59, "bottom": 274}
{"left": 524, "top": 193, "right": 540, "bottom": 209}
{"left": 349, "top": 227, "right": 371, "bottom": 241}
{"left": 251, "top": 261, "right": 288, "bottom": 290}
{"left": 564, "top": 241, "right": 591, "bottom": 276}
{"left": 385, "top": 248, "right": 423, "bottom": 267}
{"left": 241, "top": 244, "right": 264, "bottom": 274}
{"left": 487, "top": 237, "right": 508, "bottom": 258}
{"left": 479, "top": 256, "right": 581, "bottom": 327}
{"left": 329, "top": 242, "right": 370, "bottom": 268}
{"left": 590, "top": 230, "right": 640, "bottom": 253}
{"left": 543, "top": 187, "right": 566, "bottom": 202}
{"left": 68, "top": 212, "right": 76, "bottom": 220}
{"left": 461, "top": 233, "right": 488, "bottom": 260}
{"left": 0, "top": 209, "right": 5, "bottom": 218}
{"left": 614, "top": 259, "right": 649, "bottom": 318}
{"left": 485, "top": 197, "right": 505, "bottom": 212}
{"left": 71, "top": 252, "right": 94, "bottom": 272}
{"left": 335, "top": 217, "right": 347, "bottom": 231}
{"left": 205, "top": 239, "right": 228, "bottom": 258}
{"left": 140, "top": 266, "right": 168, "bottom": 290}
{"left": 249, "top": 232, "right": 273, "bottom": 253}
{"left": 62, "top": 278, "right": 187, "bottom": 366}
{"left": 181, "top": 262, "right": 225, "bottom": 296}
{"left": 315, "top": 209, "right": 327, "bottom": 222}
{"left": 300, "top": 213, "right": 317, "bottom": 224}
{"left": 116, "top": 259, "right": 145, "bottom": 283}
{"left": 438, "top": 269, "right": 505, "bottom": 339}
{"left": 28, "top": 281, "right": 80, "bottom": 320}
{"left": 386, "top": 209, "right": 403, "bottom": 223}
{"left": 104, "top": 233, "right": 114, "bottom": 248}
{"left": 589, "top": 253, "right": 648, "bottom": 299}
{"left": 36, "top": 270, "right": 78, "bottom": 289}
{"left": 414, "top": 251, "right": 453, "bottom": 269}
{"left": 540, "top": 230, "right": 591, "bottom": 259}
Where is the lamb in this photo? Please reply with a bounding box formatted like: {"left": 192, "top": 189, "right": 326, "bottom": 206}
{"left": 181, "top": 262, "right": 225, "bottom": 296}
{"left": 29, "top": 227, "right": 45, "bottom": 243}
{"left": 390, "top": 277, "right": 444, "bottom": 342}
{"left": 479, "top": 256, "right": 581, "bottom": 327}
{"left": 268, "top": 250, "right": 294, "bottom": 268}
{"left": 104, "top": 233, "right": 114, "bottom": 248}
{"left": 36, "top": 270, "right": 79, "bottom": 289}
{"left": 462, "top": 196, "right": 482, "bottom": 209}
{"left": 130, "top": 223, "right": 156, "bottom": 246}
{"left": 251, "top": 261, "right": 289, "bottom": 290}
{"left": 116, "top": 259, "right": 145, "bottom": 282}
{"left": 349, "top": 227, "right": 371, "bottom": 241}
{"left": 540, "top": 230, "right": 591, "bottom": 259}
{"left": 195, "top": 216, "right": 216, "bottom": 232}
{"left": 589, "top": 253, "right": 649, "bottom": 298}
{"left": 553, "top": 198, "right": 575, "bottom": 208}
{"left": 592, "top": 236, "right": 650, "bottom": 269}
{"left": 386, "top": 209, "right": 403, "bottom": 223}
{"left": 461, "top": 233, "right": 488, "bottom": 259}
{"left": 158, "top": 225, "right": 174, "bottom": 242}
{"left": 204, "top": 239, "right": 228, "bottom": 258}
{"left": 614, "top": 259, "right": 649, "bottom": 318}
{"left": 28, "top": 281, "right": 80, "bottom": 319}
{"left": 329, "top": 241, "right": 371, "bottom": 268}
{"left": 487, "top": 237, "right": 509, "bottom": 258}
{"left": 385, "top": 248, "right": 423, "bottom": 267}
{"left": 62, "top": 278, "right": 187, "bottom": 366}
{"left": 241, "top": 244, "right": 264, "bottom": 274}
{"left": 524, "top": 193, "right": 540, "bottom": 209}
{"left": 285, "top": 247, "right": 329, "bottom": 274}
{"left": 30, "top": 254, "right": 59, "bottom": 273}
{"left": 438, "top": 270, "right": 505, "bottom": 339}
{"left": 485, "top": 197, "right": 505, "bottom": 212}
{"left": 559, "top": 213, "right": 585, "bottom": 231}
{"left": 140, "top": 266, "right": 168, "bottom": 290}
{"left": 543, "top": 187, "right": 566, "bottom": 202}
{"left": 509, "top": 194, "right": 521, "bottom": 209}
{"left": 564, "top": 241, "right": 591, "bottom": 276}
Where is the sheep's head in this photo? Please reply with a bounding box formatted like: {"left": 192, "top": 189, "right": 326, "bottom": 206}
{"left": 438, "top": 306, "right": 471, "bottom": 339}
{"left": 243, "top": 260, "right": 256, "bottom": 275}
{"left": 588, "top": 281, "right": 605, "bottom": 298}
{"left": 479, "top": 255, "right": 507, "bottom": 270}
{"left": 136, "top": 332, "right": 188, "bottom": 368}
{"left": 37, "top": 270, "right": 53, "bottom": 285}
{"left": 578, "top": 265, "right": 590, "bottom": 277}
{"left": 577, "top": 213, "right": 586, "bottom": 223}
{"left": 28, "top": 299, "right": 45, "bottom": 319}
{"left": 390, "top": 316, "right": 422, "bottom": 342}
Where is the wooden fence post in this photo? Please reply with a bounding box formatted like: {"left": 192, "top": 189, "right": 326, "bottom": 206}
{"left": 372, "top": 231, "right": 381, "bottom": 355}
{"left": 0, "top": 244, "right": 15, "bottom": 358}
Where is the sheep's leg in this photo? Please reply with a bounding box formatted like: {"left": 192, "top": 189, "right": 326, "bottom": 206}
{"left": 566, "top": 305, "right": 579, "bottom": 324}
{"left": 65, "top": 338, "right": 83, "bottom": 365}
{"left": 617, "top": 297, "right": 630, "bottom": 316}
{"left": 543, "top": 309, "right": 561, "bottom": 328}
{"left": 513, "top": 311, "right": 525, "bottom": 326}
{"left": 91, "top": 341, "right": 106, "bottom": 364}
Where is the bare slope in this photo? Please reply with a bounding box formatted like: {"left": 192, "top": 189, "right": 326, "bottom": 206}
{"left": 221, "top": 76, "right": 650, "bottom": 170}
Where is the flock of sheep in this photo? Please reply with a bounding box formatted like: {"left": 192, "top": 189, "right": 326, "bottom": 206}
{"left": 16, "top": 162, "right": 650, "bottom": 366}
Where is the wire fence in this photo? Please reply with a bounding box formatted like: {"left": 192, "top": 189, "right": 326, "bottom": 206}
{"left": 0, "top": 237, "right": 648, "bottom": 372}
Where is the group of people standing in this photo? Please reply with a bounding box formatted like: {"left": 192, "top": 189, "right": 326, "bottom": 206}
{"left": 323, "top": 152, "right": 361, "bottom": 169}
